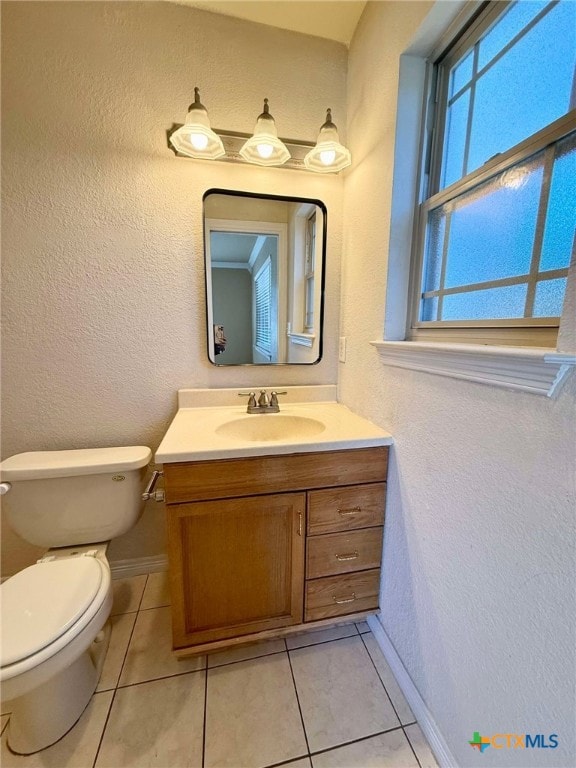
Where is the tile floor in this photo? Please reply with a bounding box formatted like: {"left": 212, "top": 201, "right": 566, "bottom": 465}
{"left": 1, "top": 573, "right": 439, "bottom": 768}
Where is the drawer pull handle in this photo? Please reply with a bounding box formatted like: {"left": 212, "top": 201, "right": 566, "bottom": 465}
{"left": 333, "top": 592, "right": 356, "bottom": 605}
{"left": 338, "top": 506, "right": 361, "bottom": 516}
{"left": 335, "top": 551, "right": 359, "bottom": 561}
{"left": 298, "top": 512, "right": 303, "bottom": 537}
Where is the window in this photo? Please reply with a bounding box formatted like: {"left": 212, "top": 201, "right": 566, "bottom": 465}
{"left": 304, "top": 212, "right": 316, "bottom": 333}
{"left": 411, "top": 0, "right": 575, "bottom": 346}
{"left": 254, "top": 257, "right": 273, "bottom": 360}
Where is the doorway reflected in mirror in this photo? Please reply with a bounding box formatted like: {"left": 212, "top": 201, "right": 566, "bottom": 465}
{"left": 204, "top": 190, "right": 326, "bottom": 365}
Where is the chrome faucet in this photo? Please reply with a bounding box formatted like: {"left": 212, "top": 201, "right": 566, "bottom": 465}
{"left": 239, "top": 390, "right": 286, "bottom": 413}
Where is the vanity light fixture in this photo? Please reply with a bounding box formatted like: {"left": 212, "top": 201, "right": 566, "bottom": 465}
{"left": 239, "top": 99, "right": 291, "bottom": 167}
{"left": 304, "top": 109, "right": 351, "bottom": 173}
{"left": 168, "top": 88, "right": 225, "bottom": 160}
{"left": 167, "top": 91, "right": 350, "bottom": 172}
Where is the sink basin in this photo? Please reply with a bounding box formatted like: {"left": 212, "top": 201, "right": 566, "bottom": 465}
{"left": 216, "top": 415, "right": 326, "bottom": 442}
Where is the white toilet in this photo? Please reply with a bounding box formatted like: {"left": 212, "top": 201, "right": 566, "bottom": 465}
{"left": 0, "top": 446, "right": 152, "bottom": 754}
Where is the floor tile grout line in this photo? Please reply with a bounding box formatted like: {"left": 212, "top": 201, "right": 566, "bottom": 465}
{"left": 285, "top": 647, "right": 312, "bottom": 758}
{"left": 358, "top": 634, "right": 425, "bottom": 766}
{"left": 359, "top": 631, "right": 405, "bottom": 727}
{"left": 116, "top": 666, "right": 206, "bottom": 690}
{"left": 113, "top": 597, "right": 143, "bottom": 689}
{"left": 206, "top": 628, "right": 360, "bottom": 670}
{"left": 201, "top": 665, "right": 208, "bottom": 768}
{"left": 135, "top": 573, "right": 149, "bottom": 612}
{"left": 402, "top": 726, "right": 422, "bottom": 768}
{"left": 262, "top": 752, "right": 311, "bottom": 768}
{"left": 91, "top": 672, "right": 121, "bottom": 766}
{"left": 207, "top": 647, "right": 287, "bottom": 670}
{"left": 308, "top": 723, "right": 407, "bottom": 759}
{"left": 92, "top": 582, "right": 145, "bottom": 768}
{"left": 137, "top": 603, "right": 171, "bottom": 612}
{"left": 92, "top": 662, "right": 130, "bottom": 763}
{"left": 286, "top": 628, "right": 360, "bottom": 653}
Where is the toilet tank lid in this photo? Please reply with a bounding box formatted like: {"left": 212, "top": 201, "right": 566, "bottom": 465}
{"left": 0, "top": 446, "right": 152, "bottom": 481}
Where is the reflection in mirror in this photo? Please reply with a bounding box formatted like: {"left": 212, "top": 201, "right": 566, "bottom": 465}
{"left": 204, "top": 190, "right": 326, "bottom": 365}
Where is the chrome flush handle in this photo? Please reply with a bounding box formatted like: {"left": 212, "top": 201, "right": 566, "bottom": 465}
{"left": 142, "top": 469, "right": 165, "bottom": 502}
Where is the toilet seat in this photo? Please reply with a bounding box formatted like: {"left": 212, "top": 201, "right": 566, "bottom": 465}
{"left": 0, "top": 557, "right": 110, "bottom": 681}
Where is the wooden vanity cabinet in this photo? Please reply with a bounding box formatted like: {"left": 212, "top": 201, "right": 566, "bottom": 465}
{"left": 167, "top": 493, "right": 305, "bottom": 649}
{"left": 164, "top": 447, "right": 388, "bottom": 654}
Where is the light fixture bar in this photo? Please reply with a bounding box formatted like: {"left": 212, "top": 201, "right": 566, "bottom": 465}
{"left": 167, "top": 125, "right": 318, "bottom": 171}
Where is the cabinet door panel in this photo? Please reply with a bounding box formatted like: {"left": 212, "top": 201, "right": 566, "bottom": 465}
{"left": 167, "top": 493, "right": 305, "bottom": 649}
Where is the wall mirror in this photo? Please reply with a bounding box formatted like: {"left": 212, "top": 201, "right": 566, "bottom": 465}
{"left": 204, "top": 189, "right": 326, "bottom": 365}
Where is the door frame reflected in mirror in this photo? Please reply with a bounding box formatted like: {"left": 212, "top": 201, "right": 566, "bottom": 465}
{"left": 203, "top": 189, "right": 327, "bottom": 366}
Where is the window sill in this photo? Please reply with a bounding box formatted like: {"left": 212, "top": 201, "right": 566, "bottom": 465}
{"left": 370, "top": 340, "right": 576, "bottom": 397}
{"left": 288, "top": 332, "right": 315, "bottom": 348}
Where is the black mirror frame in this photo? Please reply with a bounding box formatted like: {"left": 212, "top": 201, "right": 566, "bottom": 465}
{"left": 202, "top": 188, "right": 327, "bottom": 366}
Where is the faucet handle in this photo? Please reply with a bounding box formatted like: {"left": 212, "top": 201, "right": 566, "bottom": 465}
{"left": 258, "top": 390, "right": 269, "bottom": 407}
{"left": 270, "top": 391, "right": 287, "bottom": 407}
{"left": 239, "top": 391, "right": 257, "bottom": 408}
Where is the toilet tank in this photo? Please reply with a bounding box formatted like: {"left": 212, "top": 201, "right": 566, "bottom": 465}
{"left": 0, "top": 446, "right": 152, "bottom": 548}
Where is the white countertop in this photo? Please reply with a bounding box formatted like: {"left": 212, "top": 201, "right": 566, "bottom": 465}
{"left": 155, "top": 401, "right": 393, "bottom": 463}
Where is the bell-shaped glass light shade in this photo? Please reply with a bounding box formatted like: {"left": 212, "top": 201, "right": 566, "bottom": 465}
{"left": 304, "top": 109, "right": 351, "bottom": 173}
{"left": 239, "top": 99, "right": 291, "bottom": 166}
{"left": 169, "top": 88, "right": 225, "bottom": 160}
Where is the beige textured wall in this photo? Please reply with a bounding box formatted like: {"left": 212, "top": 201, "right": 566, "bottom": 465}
{"left": 342, "top": 3, "right": 576, "bottom": 766}
{"left": 0, "top": 1, "right": 346, "bottom": 576}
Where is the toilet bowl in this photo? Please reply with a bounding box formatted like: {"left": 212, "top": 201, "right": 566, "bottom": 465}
{"left": 0, "top": 446, "right": 152, "bottom": 754}
{"left": 1, "top": 546, "right": 113, "bottom": 754}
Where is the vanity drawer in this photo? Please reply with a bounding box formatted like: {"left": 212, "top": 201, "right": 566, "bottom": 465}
{"left": 306, "top": 527, "right": 383, "bottom": 579}
{"left": 163, "top": 448, "right": 388, "bottom": 504}
{"left": 307, "top": 483, "right": 386, "bottom": 535}
{"left": 305, "top": 569, "right": 380, "bottom": 621}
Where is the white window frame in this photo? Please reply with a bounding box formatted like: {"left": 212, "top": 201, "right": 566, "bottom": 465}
{"left": 287, "top": 202, "right": 323, "bottom": 350}
{"left": 410, "top": 0, "right": 575, "bottom": 345}
{"left": 371, "top": 0, "right": 576, "bottom": 396}
{"left": 304, "top": 212, "right": 317, "bottom": 334}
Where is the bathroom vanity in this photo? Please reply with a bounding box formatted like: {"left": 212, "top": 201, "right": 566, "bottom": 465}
{"left": 156, "top": 387, "right": 393, "bottom": 656}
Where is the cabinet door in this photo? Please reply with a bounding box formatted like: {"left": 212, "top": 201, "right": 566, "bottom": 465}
{"left": 167, "top": 493, "right": 306, "bottom": 649}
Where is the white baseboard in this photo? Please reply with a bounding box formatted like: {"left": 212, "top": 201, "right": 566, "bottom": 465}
{"left": 109, "top": 554, "right": 168, "bottom": 580}
{"left": 367, "top": 615, "right": 458, "bottom": 768}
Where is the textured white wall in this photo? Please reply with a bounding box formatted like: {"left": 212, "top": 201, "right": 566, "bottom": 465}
{"left": 1, "top": 1, "right": 346, "bottom": 575}
{"left": 343, "top": 2, "right": 576, "bottom": 767}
